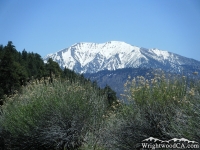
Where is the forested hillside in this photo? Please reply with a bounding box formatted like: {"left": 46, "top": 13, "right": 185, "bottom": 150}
{"left": 0, "top": 41, "right": 58, "bottom": 99}
{"left": 0, "top": 41, "right": 116, "bottom": 104}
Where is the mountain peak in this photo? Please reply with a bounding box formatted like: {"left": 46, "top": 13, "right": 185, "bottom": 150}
{"left": 44, "top": 41, "right": 200, "bottom": 74}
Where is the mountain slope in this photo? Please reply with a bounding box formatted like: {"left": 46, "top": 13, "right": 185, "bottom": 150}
{"left": 44, "top": 41, "right": 200, "bottom": 74}
{"left": 84, "top": 67, "right": 200, "bottom": 97}
{"left": 84, "top": 67, "right": 154, "bottom": 97}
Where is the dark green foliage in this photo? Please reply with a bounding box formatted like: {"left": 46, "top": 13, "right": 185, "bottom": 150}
{"left": 0, "top": 42, "right": 24, "bottom": 95}
{"left": 103, "top": 84, "right": 117, "bottom": 107}
{"left": 2, "top": 114, "right": 84, "bottom": 149}
{"left": 0, "top": 41, "right": 117, "bottom": 101}
{"left": 0, "top": 79, "right": 108, "bottom": 150}
{"left": 45, "top": 58, "right": 62, "bottom": 83}
{"left": 0, "top": 88, "right": 3, "bottom": 101}
{"left": 0, "top": 45, "right": 4, "bottom": 60}
{"left": 0, "top": 41, "right": 73, "bottom": 99}
{"left": 21, "top": 49, "right": 28, "bottom": 61}
{"left": 62, "top": 66, "right": 80, "bottom": 83}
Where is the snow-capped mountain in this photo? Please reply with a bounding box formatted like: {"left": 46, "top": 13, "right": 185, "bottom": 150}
{"left": 44, "top": 41, "right": 200, "bottom": 74}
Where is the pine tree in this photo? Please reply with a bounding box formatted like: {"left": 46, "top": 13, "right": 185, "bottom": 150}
{"left": 0, "top": 42, "right": 20, "bottom": 94}
{"left": 63, "top": 66, "right": 68, "bottom": 78}
{"left": 22, "top": 49, "right": 28, "bottom": 61}
{"left": 0, "top": 42, "right": 28, "bottom": 96}
{"left": 46, "top": 58, "right": 62, "bottom": 83}
{"left": 104, "top": 84, "right": 117, "bottom": 106}
{"left": 0, "top": 45, "right": 4, "bottom": 61}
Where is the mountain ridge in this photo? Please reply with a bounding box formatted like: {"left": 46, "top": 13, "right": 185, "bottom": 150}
{"left": 43, "top": 41, "right": 200, "bottom": 74}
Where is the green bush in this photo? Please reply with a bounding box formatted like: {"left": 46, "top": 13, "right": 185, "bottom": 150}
{"left": 1, "top": 74, "right": 199, "bottom": 150}
{"left": 0, "top": 78, "right": 107, "bottom": 149}
{"left": 102, "top": 74, "right": 200, "bottom": 149}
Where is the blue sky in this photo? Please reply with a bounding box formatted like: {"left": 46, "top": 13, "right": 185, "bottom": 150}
{"left": 0, "top": 0, "right": 200, "bottom": 61}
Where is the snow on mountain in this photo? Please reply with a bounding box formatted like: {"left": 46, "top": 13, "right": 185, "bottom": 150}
{"left": 43, "top": 41, "right": 200, "bottom": 74}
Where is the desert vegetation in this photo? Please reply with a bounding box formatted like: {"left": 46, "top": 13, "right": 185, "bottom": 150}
{"left": 101, "top": 73, "right": 200, "bottom": 149}
{"left": 0, "top": 77, "right": 116, "bottom": 149}
{"left": 1, "top": 72, "right": 199, "bottom": 149}
{"left": 0, "top": 42, "right": 200, "bottom": 149}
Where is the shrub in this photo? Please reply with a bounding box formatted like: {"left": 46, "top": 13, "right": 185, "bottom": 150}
{"left": 0, "top": 78, "right": 107, "bottom": 149}
{"left": 103, "top": 74, "right": 200, "bottom": 149}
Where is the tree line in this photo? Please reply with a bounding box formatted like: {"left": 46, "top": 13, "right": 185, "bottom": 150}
{"left": 0, "top": 41, "right": 117, "bottom": 104}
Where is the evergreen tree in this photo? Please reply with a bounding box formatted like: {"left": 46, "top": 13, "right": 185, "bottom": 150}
{"left": 45, "top": 58, "right": 62, "bottom": 83}
{"left": 27, "top": 53, "right": 38, "bottom": 78}
{"left": 104, "top": 84, "right": 117, "bottom": 106}
{"left": 0, "top": 42, "right": 21, "bottom": 95}
{"left": 22, "top": 49, "right": 28, "bottom": 61}
{"left": 92, "top": 81, "right": 98, "bottom": 89}
{"left": 0, "top": 45, "right": 4, "bottom": 61}
{"left": 0, "top": 42, "right": 28, "bottom": 97}
{"left": 62, "top": 66, "right": 80, "bottom": 83}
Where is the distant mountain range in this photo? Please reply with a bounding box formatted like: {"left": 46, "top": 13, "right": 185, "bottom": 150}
{"left": 44, "top": 41, "right": 200, "bottom": 74}
{"left": 44, "top": 41, "right": 200, "bottom": 96}
{"left": 83, "top": 67, "right": 186, "bottom": 97}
